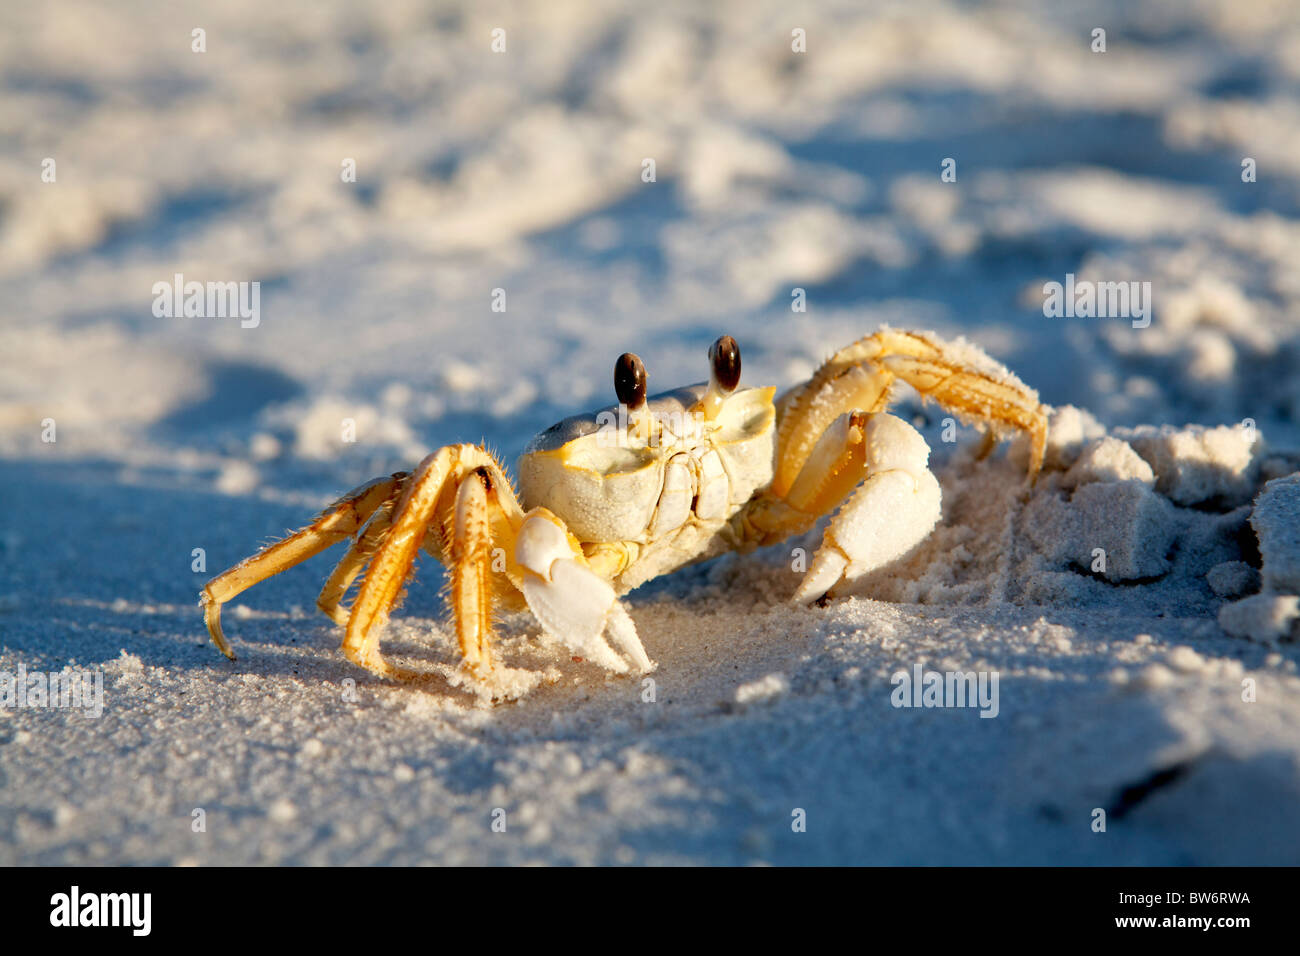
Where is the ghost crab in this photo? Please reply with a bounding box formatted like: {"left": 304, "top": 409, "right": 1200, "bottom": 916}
{"left": 202, "top": 328, "right": 1047, "bottom": 689}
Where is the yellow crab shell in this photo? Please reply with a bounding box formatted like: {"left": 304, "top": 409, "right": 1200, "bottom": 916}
{"left": 517, "top": 383, "right": 777, "bottom": 547}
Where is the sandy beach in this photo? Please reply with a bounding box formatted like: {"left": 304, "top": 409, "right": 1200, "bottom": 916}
{"left": 1, "top": 0, "right": 1298, "bottom": 865}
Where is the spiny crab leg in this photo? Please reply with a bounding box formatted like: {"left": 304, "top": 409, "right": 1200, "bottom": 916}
{"left": 200, "top": 474, "right": 405, "bottom": 659}
{"left": 315, "top": 499, "right": 399, "bottom": 627}
{"left": 448, "top": 468, "right": 496, "bottom": 676}
{"left": 342, "top": 445, "right": 524, "bottom": 681}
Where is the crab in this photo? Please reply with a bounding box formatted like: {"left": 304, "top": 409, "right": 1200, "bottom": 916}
{"left": 201, "top": 328, "right": 1047, "bottom": 689}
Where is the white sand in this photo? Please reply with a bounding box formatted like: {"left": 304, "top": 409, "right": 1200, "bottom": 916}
{"left": 2, "top": 0, "right": 1299, "bottom": 864}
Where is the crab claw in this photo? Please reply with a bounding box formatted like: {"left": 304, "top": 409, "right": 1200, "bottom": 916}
{"left": 793, "top": 414, "right": 943, "bottom": 605}
{"left": 515, "top": 512, "right": 654, "bottom": 674}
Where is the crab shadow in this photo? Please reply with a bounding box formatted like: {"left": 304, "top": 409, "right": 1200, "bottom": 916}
{"left": 0, "top": 457, "right": 381, "bottom": 680}
{"left": 152, "top": 358, "right": 303, "bottom": 439}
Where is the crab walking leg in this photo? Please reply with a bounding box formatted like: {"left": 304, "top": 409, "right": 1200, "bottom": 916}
{"left": 449, "top": 470, "right": 496, "bottom": 677}
{"left": 792, "top": 414, "right": 942, "bottom": 605}
{"left": 878, "top": 349, "right": 1047, "bottom": 478}
{"left": 315, "top": 500, "right": 398, "bottom": 627}
{"left": 343, "top": 445, "right": 523, "bottom": 679}
{"left": 776, "top": 328, "right": 1048, "bottom": 490}
{"left": 515, "top": 510, "right": 653, "bottom": 674}
{"left": 201, "top": 474, "right": 403, "bottom": 659}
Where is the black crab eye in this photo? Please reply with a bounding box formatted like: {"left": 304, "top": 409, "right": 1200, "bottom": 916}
{"left": 709, "top": 335, "right": 741, "bottom": 392}
{"left": 614, "top": 352, "right": 647, "bottom": 409}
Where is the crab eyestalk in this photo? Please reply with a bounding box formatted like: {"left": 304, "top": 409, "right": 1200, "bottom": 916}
{"left": 614, "top": 351, "right": 655, "bottom": 443}
{"left": 700, "top": 335, "right": 741, "bottom": 420}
